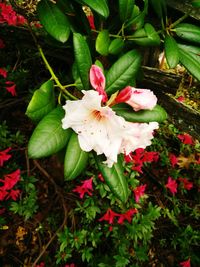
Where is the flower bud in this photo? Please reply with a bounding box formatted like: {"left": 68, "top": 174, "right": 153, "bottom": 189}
{"left": 115, "top": 86, "right": 157, "bottom": 111}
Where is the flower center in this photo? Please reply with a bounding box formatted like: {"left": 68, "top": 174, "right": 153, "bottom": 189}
{"left": 91, "top": 110, "right": 104, "bottom": 121}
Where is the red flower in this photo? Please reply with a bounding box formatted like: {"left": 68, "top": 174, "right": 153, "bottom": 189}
{"left": 169, "top": 153, "right": 178, "bottom": 168}
{"left": 0, "top": 3, "right": 17, "bottom": 25}
{"left": 0, "top": 147, "right": 12, "bottom": 166}
{"left": 87, "top": 14, "right": 95, "bottom": 30}
{"left": 165, "top": 177, "right": 177, "bottom": 195}
{"left": 133, "top": 184, "right": 147, "bottom": 203}
{"left": 99, "top": 208, "right": 120, "bottom": 224}
{"left": 8, "top": 189, "right": 21, "bottom": 200}
{"left": 0, "top": 38, "right": 5, "bottom": 48}
{"left": 5, "top": 81, "right": 17, "bottom": 96}
{"left": 117, "top": 208, "right": 138, "bottom": 224}
{"left": 0, "top": 169, "right": 21, "bottom": 191}
{"left": 176, "top": 96, "right": 185, "bottom": 102}
{"left": 178, "top": 178, "right": 193, "bottom": 190}
{"left": 180, "top": 258, "right": 191, "bottom": 267}
{"left": 124, "top": 152, "right": 133, "bottom": 163}
{"left": 143, "top": 151, "right": 159, "bottom": 162}
{"left": 0, "top": 67, "right": 7, "bottom": 78}
{"left": 98, "top": 173, "right": 104, "bottom": 182}
{"left": 73, "top": 177, "right": 93, "bottom": 198}
{"left": 0, "top": 190, "right": 8, "bottom": 201}
{"left": 177, "top": 133, "right": 193, "bottom": 145}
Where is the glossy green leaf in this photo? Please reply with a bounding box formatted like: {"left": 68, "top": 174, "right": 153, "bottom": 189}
{"left": 192, "top": 0, "right": 200, "bottom": 7}
{"left": 178, "top": 43, "right": 200, "bottom": 55}
{"left": 125, "top": 6, "right": 145, "bottom": 30}
{"left": 64, "top": 132, "right": 89, "bottom": 180}
{"left": 96, "top": 30, "right": 110, "bottom": 56}
{"left": 28, "top": 106, "right": 72, "bottom": 158}
{"left": 174, "top": 23, "right": 200, "bottom": 44}
{"left": 108, "top": 39, "right": 124, "bottom": 55}
{"left": 75, "top": 0, "right": 109, "bottom": 18}
{"left": 26, "top": 80, "right": 55, "bottom": 122}
{"left": 178, "top": 46, "right": 200, "bottom": 82}
{"left": 95, "top": 155, "right": 129, "bottom": 203}
{"left": 119, "top": 0, "right": 135, "bottom": 22}
{"left": 73, "top": 33, "right": 92, "bottom": 89}
{"left": 37, "top": 0, "right": 70, "bottom": 43}
{"left": 164, "top": 35, "right": 179, "bottom": 68}
{"left": 145, "top": 23, "right": 160, "bottom": 45}
{"left": 112, "top": 104, "right": 168, "bottom": 123}
{"left": 105, "top": 50, "right": 142, "bottom": 95}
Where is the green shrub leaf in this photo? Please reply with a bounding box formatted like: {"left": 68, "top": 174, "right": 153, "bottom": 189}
{"left": 28, "top": 106, "right": 72, "bottom": 158}
{"left": 174, "top": 23, "right": 200, "bottom": 44}
{"left": 26, "top": 80, "right": 55, "bottom": 122}
{"left": 96, "top": 30, "right": 111, "bottom": 56}
{"left": 64, "top": 132, "right": 89, "bottom": 180}
{"left": 108, "top": 39, "right": 124, "bottom": 55}
{"left": 105, "top": 50, "right": 142, "bottom": 95}
{"left": 112, "top": 104, "right": 168, "bottom": 123}
{"left": 119, "top": 0, "right": 135, "bottom": 22}
{"left": 95, "top": 155, "right": 129, "bottom": 203}
{"left": 164, "top": 35, "right": 179, "bottom": 68}
{"left": 37, "top": 0, "right": 70, "bottom": 43}
{"left": 73, "top": 33, "right": 92, "bottom": 89}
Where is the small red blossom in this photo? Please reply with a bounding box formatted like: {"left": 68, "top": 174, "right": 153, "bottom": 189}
{"left": 8, "top": 189, "right": 21, "bottom": 200}
{"left": 5, "top": 81, "right": 17, "bottom": 96}
{"left": 177, "top": 133, "right": 193, "bottom": 145}
{"left": 87, "top": 14, "right": 95, "bottom": 29}
{"left": 0, "top": 147, "right": 12, "bottom": 166}
{"left": 165, "top": 177, "right": 178, "bottom": 195}
{"left": 65, "top": 264, "right": 75, "bottom": 267}
{"left": 99, "top": 208, "right": 120, "bottom": 224}
{"left": 178, "top": 178, "right": 193, "bottom": 190}
{"left": 0, "top": 190, "right": 8, "bottom": 201}
{"left": 73, "top": 177, "right": 93, "bottom": 198}
{"left": 0, "top": 3, "right": 26, "bottom": 26}
{"left": 124, "top": 152, "right": 133, "bottom": 163}
{"left": 0, "top": 38, "right": 5, "bottom": 48}
{"left": 133, "top": 184, "right": 147, "bottom": 203}
{"left": 176, "top": 96, "right": 185, "bottom": 102}
{"left": 0, "top": 67, "right": 7, "bottom": 78}
{"left": 0, "top": 169, "right": 21, "bottom": 191}
{"left": 36, "top": 262, "right": 45, "bottom": 267}
{"left": 98, "top": 173, "right": 104, "bottom": 182}
{"left": 179, "top": 258, "right": 191, "bottom": 267}
{"left": 117, "top": 208, "right": 138, "bottom": 224}
{"left": 169, "top": 153, "right": 178, "bottom": 168}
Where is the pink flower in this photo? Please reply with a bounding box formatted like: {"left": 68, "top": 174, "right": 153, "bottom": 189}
{"left": 8, "top": 189, "right": 21, "bottom": 200}
{"left": 0, "top": 38, "right": 5, "bottom": 48}
{"left": 169, "top": 153, "right": 178, "bottom": 167}
{"left": 0, "top": 68, "right": 7, "bottom": 78}
{"left": 5, "top": 81, "right": 17, "bottom": 96}
{"left": 89, "top": 65, "right": 107, "bottom": 102}
{"left": 115, "top": 86, "right": 157, "bottom": 111}
{"left": 133, "top": 184, "right": 147, "bottom": 203}
{"left": 73, "top": 177, "right": 93, "bottom": 198}
{"left": 0, "top": 147, "right": 12, "bottom": 166}
{"left": 143, "top": 151, "right": 159, "bottom": 162}
{"left": 0, "top": 169, "right": 21, "bottom": 191}
{"left": 177, "top": 134, "right": 193, "bottom": 145}
{"left": 178, "top": 178, "right": 193, "bottom": 190}
{"left": 0, "top": 3, "right": 17, "bottom": 25}
{"left": 117, "top": 208, "right": 138, "bottom": 224}
{"left": 165, "top": 177, "right": 177, "bottom": 195}
{"left": 180, "top": 258, "right": 191, "bottom": 267}
{"left": 99, "top": 208, "right": 120, "bottom": 224}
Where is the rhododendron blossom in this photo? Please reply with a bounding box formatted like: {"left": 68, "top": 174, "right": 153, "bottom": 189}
{"left": 133, "top": 184, "right": 147, "bottom": 203}
{"left": 115, "top": 86, "right": 157, "bottom": 111}
{"left": 99, "top": 208, "right": 120, "bottom": 224}
{"left": 73, "top": 177, "right": 93, "bottom": 198}
{"left": 165, "top": 177, "right": 178, "bottom": 195}
{"left": 62, "top": 90, "right": 158, "bottom": 167}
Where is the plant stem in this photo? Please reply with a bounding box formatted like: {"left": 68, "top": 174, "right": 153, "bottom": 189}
{"left": 170, "top": 13, "right": 189, "bottom": 28}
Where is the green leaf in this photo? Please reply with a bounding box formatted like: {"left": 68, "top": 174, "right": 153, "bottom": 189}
{"left": 37, "top": 0, "right": 70, "bottom": 43}
{"left": 75, "top": 0, "right": 109, "bottom": 18}
{"left": 149, "top": 0, "right": 167, "bottom": 19}
{"left": 96, "top": 30, "right": 111, "bottom": 56}
{"left": 73, "top": 33, "right": 92, "bottom": 89}
{"left": 178, "top": 43, "right": 200, "bottom": 55}
{"left": 64, "top": 132, "right": 89, "bottom": 180}
{"left": 164, "top": 35, "right": 179, "bottom": 68}
{"left": 174, "top": 23, "right": 200, "bottom": 44}
{"left": 26, "top": 80, "right": 55, "bottom": 122}
{"left": 192, "top": 0, "right": 200, "bottom": 7}
{"left": 108, "top": 39, "right": 124, "bottom": 55}
{"left": 28, "top": 106, "right": 72, "bottom": 158}
{"left": 178, "top": 46, "right": 200, "bottom": 82}
{"left": 95, "top": 155, "right": 129, "bottom": 203}
{"left": 112, "top": 104, "right": 168, "bottom": 123}
{"left": 105, "top": 50, "right": 142, "bottom": 95}
{"left": 144, "top": 23, "right": 160, "bottom": 45}
{"left": 119, "top": 0, "right": 135, "bottom": 22}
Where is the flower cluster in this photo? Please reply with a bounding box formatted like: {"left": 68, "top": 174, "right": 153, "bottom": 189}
{"left": 0, "top": 2, "right": 26, "bottom": 26}
{"left": 0, "top": 67, "right": 17, "bottom": 96}
{"left": 165, "top": 176, "right": 193, "bottom": 195}
{"left": 62, "top": 65, "right": 159, "bottom": 167}
{"left": 0, "top": 148, "right": 21, "bottom": 212}
{"left": 73, "top": 177, "right": 93, "bottom": 198}
{"left": 125, "top": 148, "right": 159, "bottom": 173}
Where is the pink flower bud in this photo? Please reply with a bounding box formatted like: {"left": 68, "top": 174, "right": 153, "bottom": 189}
{"left": 89, "top": 65, "right": 107, "bottom": 102}
{"left": 115, "top": 86, "right": 157, "bottom": 111}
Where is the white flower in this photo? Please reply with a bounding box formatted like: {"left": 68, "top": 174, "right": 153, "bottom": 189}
{"left": 62, "top": 90, "right": 158, "bottom": 167}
